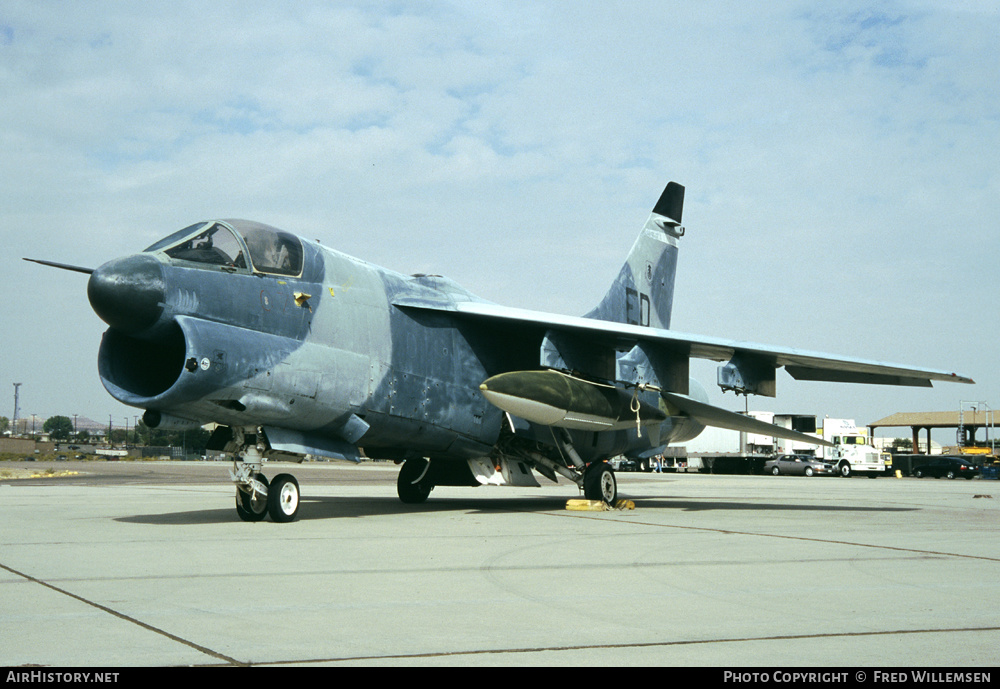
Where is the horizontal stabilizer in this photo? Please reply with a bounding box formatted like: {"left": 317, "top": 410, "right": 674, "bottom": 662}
{"left": 660, "top": 391, "right": 833, "bottom": 448}
{"left": 480, "top": 370, "right": 665, "bottom": 431}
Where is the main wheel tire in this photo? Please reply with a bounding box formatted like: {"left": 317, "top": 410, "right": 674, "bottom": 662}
{"left": 584, "top": 462, "right": 617, "bottom": 504}
{"left": 268, "top": 474, "right": 300, "bottom": 522}
{"left": 914, "top": 469, "right": 923, "bottom": 478}
{"left": 804, "top": 466, "right": 814, "bottom": 477}
{"left": 397, "top": 458, "right": 433, "bottom": 504}
{"left": 771, "top": 466, "right": 780, "bottom": 476}
{"left": 839, "top": 463, "right": 852, "bottom": 477}
{"left": 236, "top": 473, "right": 269, "bottom": 522}
{"left": 946, "top": 471, "right": 956, "bottom": 479}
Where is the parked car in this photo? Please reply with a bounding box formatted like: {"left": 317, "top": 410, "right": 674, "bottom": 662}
{"left": 764, "top": 454, "right": 835, "bottom": 477}
{"left": 610, "top": 457, "right": 639, "bottom": 472}
{"left": 911, "top": 457, "right": 980, "bottom": 480}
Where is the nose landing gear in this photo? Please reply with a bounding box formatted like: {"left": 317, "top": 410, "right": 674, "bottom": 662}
{"left": 228, "top": 430, "right": 301, "bottom": 523}
{"left": 233, "top": 467, "right": 302, "bottom": 523}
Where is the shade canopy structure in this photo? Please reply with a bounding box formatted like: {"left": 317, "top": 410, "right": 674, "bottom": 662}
{"left": 869, "top": 410, "right": 997, "bottom": 454}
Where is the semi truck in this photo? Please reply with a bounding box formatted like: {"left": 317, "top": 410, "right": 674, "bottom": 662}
{"left": 816, "top": 418, "right": 891, "bottom": 478}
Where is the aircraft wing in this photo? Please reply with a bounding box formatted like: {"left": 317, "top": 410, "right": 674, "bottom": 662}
{"left": 658, "top": 390, "right": 834, "bottom": 447}
{"left": 393, "top": 298, "right": 974, "bottom": 389}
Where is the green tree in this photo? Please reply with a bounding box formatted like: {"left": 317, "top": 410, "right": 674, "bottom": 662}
{"left": 43, "top": 415, "right": 74, "bottom": 440}
{"left": 0, "top": 416, "right": 8, "bottom": 434}
{"left": 890, "top": 438, "right": 913, "bottom": 452}
{"left": 132, "top": 420, "right": 211, "bottom": 455}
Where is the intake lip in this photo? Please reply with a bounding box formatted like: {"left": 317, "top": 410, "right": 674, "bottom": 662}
{"left": 87, "top": 254, "right": 165, "bottom": 336}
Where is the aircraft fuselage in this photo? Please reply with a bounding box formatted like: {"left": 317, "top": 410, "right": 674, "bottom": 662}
{"left": 91, "top": 220, "right": 684, "bottom": 470}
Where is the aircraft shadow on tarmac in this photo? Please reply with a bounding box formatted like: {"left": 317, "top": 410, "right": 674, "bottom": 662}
{"left": 116, "top": 495, "right": 570, "bottom": 525}
{"left": 115, "top": 493, "right": 915, "bottom": 525}
{"left": 629, "top": 496, "right": 916, "bottom": 513}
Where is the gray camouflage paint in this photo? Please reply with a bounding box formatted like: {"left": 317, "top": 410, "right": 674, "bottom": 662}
{"left": 89, "top": 196, "right": 696, "bottom": 469}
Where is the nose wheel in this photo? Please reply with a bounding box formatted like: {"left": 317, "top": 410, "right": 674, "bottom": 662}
{"left": 236, "top": 473, "right": 269, "bottom": 522}
{"left": 268, "top": 474, "right": 300, "bottom": 522}
{"left": 233, "top": 469, "right": 301, "bottom": 522}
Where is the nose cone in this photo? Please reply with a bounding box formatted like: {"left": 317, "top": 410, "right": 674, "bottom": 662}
{"left": 87, "top": 254, "right": 166, "bottom": 335}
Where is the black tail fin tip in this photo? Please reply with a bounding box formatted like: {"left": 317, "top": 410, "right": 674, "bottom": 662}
{"left": 652, "top": 182, "right": 684, "bottom": 224}
{"left": 583, "top": 181, "right": 683, "bottom": 330}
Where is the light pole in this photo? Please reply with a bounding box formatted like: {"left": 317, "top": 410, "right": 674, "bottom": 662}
{"left": 12, "top": 383, "right": 21, "bottom": 436}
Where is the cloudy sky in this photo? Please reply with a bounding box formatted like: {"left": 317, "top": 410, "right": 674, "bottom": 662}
{"left": 2, "top": 1, "right": 996, "bottom": 445}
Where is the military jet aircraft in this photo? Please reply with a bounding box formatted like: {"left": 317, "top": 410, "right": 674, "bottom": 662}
{"left": 26, "top": 181, "right": 972, "bottom": 521}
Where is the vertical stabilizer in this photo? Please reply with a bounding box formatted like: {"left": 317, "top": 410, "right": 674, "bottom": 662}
{"left": 584, "top": 182, "right": 684, "bottom": 330}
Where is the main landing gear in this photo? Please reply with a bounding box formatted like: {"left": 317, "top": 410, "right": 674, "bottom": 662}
{"left": 397, "top": 457, "right": 433, "bottom": 504}
{"left": 583, "top": 461, "right": 617, "bottom": 504}
{"left": 392, "top": 449, "right": 619, "bottom": 506}
{"left": 550, "top": 427, "right": 618, "bottom": 505}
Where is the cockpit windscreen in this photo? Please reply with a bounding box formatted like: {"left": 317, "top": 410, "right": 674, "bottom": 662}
{"left": 148, "top": 220, "right": 305, "bottom": 277}
{"left": 164, "top": 224, "right": 246, "bottom": 268}
{"left": 241, "top": 225, "right": 303, "bottom": 276}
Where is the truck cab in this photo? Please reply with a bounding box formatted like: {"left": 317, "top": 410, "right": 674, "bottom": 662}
{"left": 819, "top": 419, "right": 891, "bottom": 478}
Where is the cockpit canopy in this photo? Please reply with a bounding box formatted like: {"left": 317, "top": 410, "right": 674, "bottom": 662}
{"left": 145, "top": 220, "right": 304, "bottom": 277}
